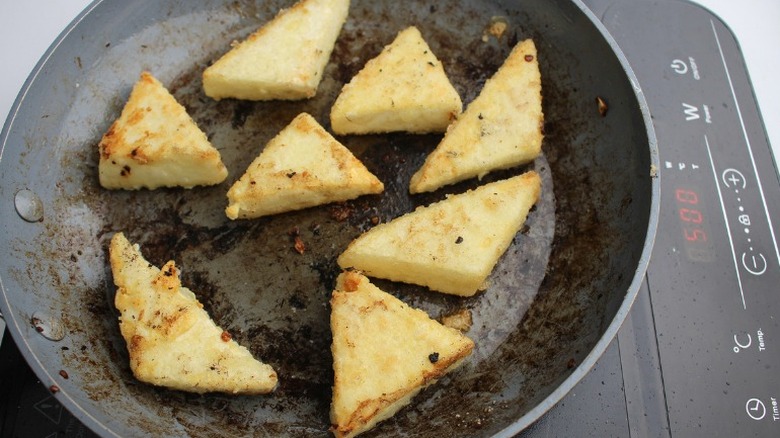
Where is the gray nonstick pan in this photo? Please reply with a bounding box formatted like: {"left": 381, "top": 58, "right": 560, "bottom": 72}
{"left": 0, "top": 0, "right": 658, "bottom": 436}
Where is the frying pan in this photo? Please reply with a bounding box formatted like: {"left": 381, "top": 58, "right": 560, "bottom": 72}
{"left": 0, "top": 0, "right": 658, "bottom": 436}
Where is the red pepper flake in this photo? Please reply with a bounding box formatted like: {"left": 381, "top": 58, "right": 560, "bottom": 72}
{"left": 221, "top": 331, "right": 232, "bottom": 342}
{"left": 294, "top": 236, "right": 306, "bottom": 255}
{"left": 49, "top": 385, "right": 60, "bottom": 393}
{"left": 428, "top": 352, "right": 440, "bottom": 363}
{"left": 59, "top": 370, "right": 69, "bottom": 379}
{"left": 287, "top": 227, "right": 306, "bottom": 254}
{"left": 370, "top": 216, "right": 380, "bottom": 226}
{"left": 596, "top": 96, "right": 608, "bottom": 117}
{"left": 524, "top": 54, "right": 535, "bottom": 62}
{"left": 330, "top": 204, "right": 354, "bottom": 222}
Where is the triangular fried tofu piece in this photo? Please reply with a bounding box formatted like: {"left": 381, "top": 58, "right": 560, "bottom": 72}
{"left": 98, "top": 72, "right": 228, "bottom": 190}
{"left": 330, "top": 26, "right": 462, "bottom": 135}
{"left": 202, "top": 0, "right": 350, "bottom": 100}
{"left": 225, "top": 113, "right": 384, "bottom": 219}
{"left": 109, "top": 232, "right": 278, "bottom": 394}
{"left": 330, "top": 271, "right": 474, "bottom": 438}
{"left": 338, "top": 171, "right": 541, "bottom": 296}
{"left": 409, "top": 39, "right": 543, "bottom": 193}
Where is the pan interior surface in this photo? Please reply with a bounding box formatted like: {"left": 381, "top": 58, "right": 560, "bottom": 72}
{"left": 0, "top": 0, "right": 655, "bottom": 436}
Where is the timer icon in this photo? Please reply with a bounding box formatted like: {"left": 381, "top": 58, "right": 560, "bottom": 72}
{"left": 746, "top": 398, "right": 767, "bottom": 421}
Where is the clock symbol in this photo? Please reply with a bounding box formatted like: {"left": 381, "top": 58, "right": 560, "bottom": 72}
{"left": 745, "top": 398, "right": 766, "bottom": 420}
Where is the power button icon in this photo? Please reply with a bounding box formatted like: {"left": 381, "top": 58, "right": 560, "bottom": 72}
{"left": 746, "top": 398, "right": 767, "bottom": 420}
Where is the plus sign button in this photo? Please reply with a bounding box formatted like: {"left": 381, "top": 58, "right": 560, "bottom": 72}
{"left": 722, "top": 168, "right": 747, "bottom": 189}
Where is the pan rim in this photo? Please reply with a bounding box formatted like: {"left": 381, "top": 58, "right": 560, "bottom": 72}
{"left": 495, "top": 0, "right": 660, "bottom": 435}
{"left": 0, "top": 1, "right": 141, "bottom": 435}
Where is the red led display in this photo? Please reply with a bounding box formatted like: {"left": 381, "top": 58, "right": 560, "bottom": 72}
{"left": 675, "top": 188, "right": 714, "bottom": 262}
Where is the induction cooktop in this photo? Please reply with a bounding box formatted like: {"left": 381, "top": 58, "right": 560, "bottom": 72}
{"left": 523, "top": 1, "right": 780, "bottom": 436}
{"left": 2, "top": 0, "right": 779, "bottom": 437}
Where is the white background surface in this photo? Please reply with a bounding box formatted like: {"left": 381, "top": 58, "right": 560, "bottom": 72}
{"left": 0, "top": 0, "right": 779, "bottom": 333}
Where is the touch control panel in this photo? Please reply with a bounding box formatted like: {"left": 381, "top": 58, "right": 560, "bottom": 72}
{"left": 601, "top": 0, "right": 780, "bottom": 436}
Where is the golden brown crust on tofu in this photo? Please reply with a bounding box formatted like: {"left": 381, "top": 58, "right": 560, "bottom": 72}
{"left": 225, "top": 112, "right": 384, "bottom": 219}
{"left": 109, "top": 232, "right": 277, "bottom": 394}
{"left": 330, "top": 271, "right": 474, "bottom": 438}
{"left": 409, "top": 39, "right": 543, "bottom": 193}
{"left": 98, "top": 71, "right": 228, "bottom": 190}
{"left": 338, "top": 172, "right": 542, "bottom": 296}
{"left": 330, "top": 26, "right": 462, "bottom": 134}
{"left": 202, "top": 0, "right": 350, "bottom": 101}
